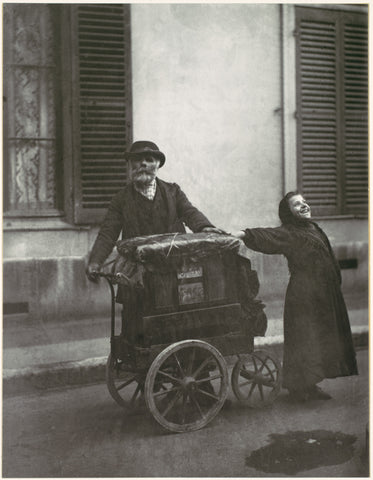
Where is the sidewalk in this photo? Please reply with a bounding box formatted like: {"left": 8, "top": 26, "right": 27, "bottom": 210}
{"left": 3, "top": 294, "right": 369, "bottom": 396}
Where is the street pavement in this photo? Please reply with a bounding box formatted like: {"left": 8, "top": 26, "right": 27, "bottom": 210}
{"left": 2, "top": 290, "right": 369, "bottom": 476}
{"left": 2, "top": 348, "right": 369, "bottom": 477}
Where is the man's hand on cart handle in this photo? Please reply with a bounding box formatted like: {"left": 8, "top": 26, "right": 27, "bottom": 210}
{"left": 86, "top": 262, "right": 101, "bottom": 283}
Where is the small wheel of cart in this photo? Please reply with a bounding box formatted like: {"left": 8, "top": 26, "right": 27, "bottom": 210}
{"left": 231, "top": 349, "right": 282, "bottom": 407}
{"left": 106, "top": 354, "right": 146, "bottom": 410}
{"left": 145, "top": 340, "right": 229, "bottom": 433}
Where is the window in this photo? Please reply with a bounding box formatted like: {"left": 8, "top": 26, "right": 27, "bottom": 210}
{"left": 3, "top": 4, "right": 132, "bottom": 224}
{"left": 295, "top": 7, "right": 368, "bottom": 216}
{"left": 3, "top": 4, "right": 62, "bottom": 216}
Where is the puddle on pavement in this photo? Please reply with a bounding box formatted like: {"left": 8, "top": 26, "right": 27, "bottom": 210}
{"left": 246, "top": 430, "right": 356, "bottom": 475}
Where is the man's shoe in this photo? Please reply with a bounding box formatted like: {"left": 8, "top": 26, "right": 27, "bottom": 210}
{"left": 307, "top": 385, "right": 332, "bottom": 400}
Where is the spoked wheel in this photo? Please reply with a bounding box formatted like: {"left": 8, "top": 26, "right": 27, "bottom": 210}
{"left": 145, "top": 340, "right": 228, "bottom": 433}
{"left": 106, "top": 354, "right": 146, "bottom": 410}
{"left": 231, "top": 349, "right": 282, "bottom": 407}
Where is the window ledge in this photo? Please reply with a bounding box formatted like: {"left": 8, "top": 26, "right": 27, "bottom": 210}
{"left": 3, "top": 217, "right": 91, "bottom": 232}
{"left": 298, "top": 4, "right": 368, "bottom": 13}
{"left": 312, "top": 215, "right": 368, "bottom": 221}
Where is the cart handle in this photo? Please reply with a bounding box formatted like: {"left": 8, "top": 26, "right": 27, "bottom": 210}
{"left": 97, "top": 272, "right": 118, "bottom": 340}
{"left": 98, "top": 272, "right": 120, "bottom": 283}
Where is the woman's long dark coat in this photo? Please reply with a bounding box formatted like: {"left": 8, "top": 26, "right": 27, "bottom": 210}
{"left": 243, "top": 222, "right": 358, "bottom": 391}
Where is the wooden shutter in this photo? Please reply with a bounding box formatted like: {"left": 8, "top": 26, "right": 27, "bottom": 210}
{"left": 343, "top": 16, "right": 368, "bottom": 214}
{"left": 70, "top": 4, "right": 132, "bottom": 224}
{"left": 296, "top": 9, "right": 339, "bottom": 216}
{"left": 296, "top": 7, "right": 368, "bottom": 216}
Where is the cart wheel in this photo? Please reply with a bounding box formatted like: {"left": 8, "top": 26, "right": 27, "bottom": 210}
{"left": 231, "top": 350, "right": 282, "bottom": 407}
{"left": 145, "top": 340, "right": 228, "bottom": 433}
{"left": 106, "top": 354, "right": 146, "bottom": 410}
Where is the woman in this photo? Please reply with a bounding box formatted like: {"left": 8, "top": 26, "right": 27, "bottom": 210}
{"left": 232, "top": 192, "right": 358, "bottom": 401}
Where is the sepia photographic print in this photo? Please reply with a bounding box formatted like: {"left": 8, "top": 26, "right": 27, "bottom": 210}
{"left": 2, "top": 1, "right": 369, "bottom": 477}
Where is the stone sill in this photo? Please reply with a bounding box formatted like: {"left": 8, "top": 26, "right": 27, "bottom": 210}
{"left": 3, "top": 218, "right": 90, "bottom": 232}
{"left": 297, "top": 4, "right": 368, "bottom": 13}
{"left": 312, "top": 215, "right": 368, "bottom": 221}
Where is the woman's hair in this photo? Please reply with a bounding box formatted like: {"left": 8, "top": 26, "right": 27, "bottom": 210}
{"left": 278, "top": 191, "right": 300, "bottom": 225}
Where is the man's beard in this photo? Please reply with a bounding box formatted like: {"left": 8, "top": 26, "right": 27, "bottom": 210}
{"left": 132, "top": 171, "right": 156, "bottom": 185}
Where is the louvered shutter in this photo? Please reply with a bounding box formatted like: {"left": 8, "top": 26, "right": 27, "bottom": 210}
{"left": 296, "top": 7, "right": 368, "bottom": 216}
{"left": 296, "top": 9, "right": 338, "bottom": 216}
{"left": 343, "top": 16, "right": 368, "bottom": 214}
{"left": 70, "top": 4, "right": 132, "bottom": 224}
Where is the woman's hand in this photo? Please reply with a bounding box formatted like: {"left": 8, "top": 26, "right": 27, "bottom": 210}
{"left": 230, "top": 230, "right": 246, "bottom": 239}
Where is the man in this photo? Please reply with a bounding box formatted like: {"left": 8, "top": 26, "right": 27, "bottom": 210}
{"left": 86, "top": 140, "right": 223, "bottom": 280}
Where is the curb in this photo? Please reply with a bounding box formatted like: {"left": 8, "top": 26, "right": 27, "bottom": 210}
{"left": 3, "top": 327, "right": 368, "bottom": 397}
{"left": 3, "top": 357, "right": 107, "bottom": 397}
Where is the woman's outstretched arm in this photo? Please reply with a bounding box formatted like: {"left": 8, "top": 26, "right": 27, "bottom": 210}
{"left": 232, "top": 226, "right": 292, "bottom": 255}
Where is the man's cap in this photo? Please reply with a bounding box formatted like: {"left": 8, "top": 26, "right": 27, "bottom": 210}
{"left": 124, "top": 141, "right": 165, "bottom": 167}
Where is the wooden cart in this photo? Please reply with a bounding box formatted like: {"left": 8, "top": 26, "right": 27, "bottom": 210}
{"left": 100, "top": 233, "right": 281, "bottom": 433}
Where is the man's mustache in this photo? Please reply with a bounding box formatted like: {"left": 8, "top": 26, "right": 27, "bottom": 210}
{"left": 134, "top": 169, "right": 154, "bottom": 174}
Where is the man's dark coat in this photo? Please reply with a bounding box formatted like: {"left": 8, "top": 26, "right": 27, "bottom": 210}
{"left": 89, "top": 178, "right": 213, "bottom": 265}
